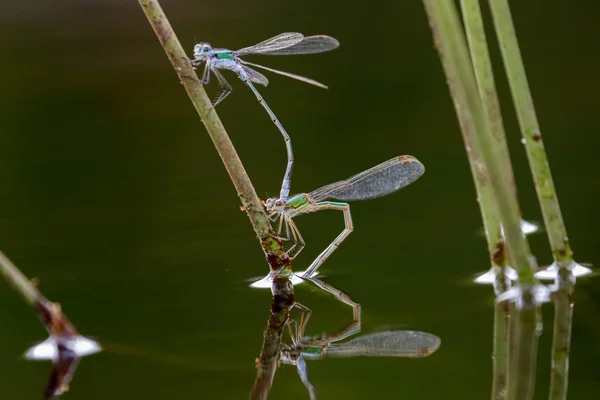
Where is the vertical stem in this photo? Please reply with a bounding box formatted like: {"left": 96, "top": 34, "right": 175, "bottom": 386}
{"left": 460, "top": 0, "right": 518, "bottom": 201}
{"left": 486, "top": 0, "right": 572, "bottom": 263}
{"left": 487, "top": 1, "right": 576, "bottom": 398}
{"left": 421, "top": 1, "right": 540, "bottom": 399}
{"left": 422, "top": 0, "right": 533, "bottom": 283}
{"left": 459, "top": 1, "right": 516, "bottom": 397}
{"left": 137, "top": 0, "right": 288, "bottom": 271}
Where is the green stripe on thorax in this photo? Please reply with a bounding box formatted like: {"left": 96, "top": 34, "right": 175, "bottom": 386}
{"left": 214, "top": 50, "right": 234, "bottom": 60}
{"left": 286, "top": 194, "right": 311, "bottom": 210}
{"left": 302, "top": 345, "right": 324, "bottom": 355}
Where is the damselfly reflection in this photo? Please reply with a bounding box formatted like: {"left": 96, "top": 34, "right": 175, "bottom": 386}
{"left": 24, "top": 300, "right": 101, "bottom": 399}
{"left": 282, "top": 277, "right": 440, "bottom": 399}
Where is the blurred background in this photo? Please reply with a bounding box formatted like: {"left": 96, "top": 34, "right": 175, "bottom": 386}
{"left": 0, "top": 0, "right": 598, "bottom": 398}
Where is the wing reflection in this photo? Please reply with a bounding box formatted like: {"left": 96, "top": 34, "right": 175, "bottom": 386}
{"left": 276, "top": 276, "right": 441, "bottom": 399}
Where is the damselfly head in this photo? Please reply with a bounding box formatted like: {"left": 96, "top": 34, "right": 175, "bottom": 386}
{"left": 265, "top": 197, "right": 285, "bottom": 213}
{"left": 193, "top": 43, "right": 213, "bottom": 59}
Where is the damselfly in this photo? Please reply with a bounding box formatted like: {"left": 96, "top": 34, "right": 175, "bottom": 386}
{"left": 265, "top": 156, "right": 425, "bottom": 278}
{"left": 191, "top": 33, "right": 339, "bottom": 202}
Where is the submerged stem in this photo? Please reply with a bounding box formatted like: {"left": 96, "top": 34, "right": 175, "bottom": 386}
{"left": 492, "top": 301, "right": 510, "bottom": 400}
{"left": 548, "top": 269, "right": 574, "bottom": 400}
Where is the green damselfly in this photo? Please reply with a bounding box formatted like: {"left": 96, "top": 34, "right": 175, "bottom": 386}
{"left": 265, "top": 156, "right": 425, "bottom": 278}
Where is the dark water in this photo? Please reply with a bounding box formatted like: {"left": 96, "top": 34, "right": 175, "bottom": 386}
{"left": 1, "top": 1, "right": 599, "bottom": 398}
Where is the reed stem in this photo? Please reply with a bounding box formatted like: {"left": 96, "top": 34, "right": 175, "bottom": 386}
{"left": 422, "top": 1, "right": 540, "bottom": 398}
{"left": 487, "top": 0, "right": 572, "bottom": 263}
{"left": 422, "top": 0, "right": 533, "bottom": 277}
{"left": 487, "top": 1, "right": 579, "bottom": 398}
{"left": 459, "top": 1, "right": 517, "bottom": 397}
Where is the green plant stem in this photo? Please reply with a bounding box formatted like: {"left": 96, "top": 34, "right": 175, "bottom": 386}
{"left": 137, "top": 0, "right": 288, "bottom": 272}
{"left": 461, "top": 0, "right": 518, "bottom": 202}
{"left": 424, "top": 0, "right": 532, "bottom": 279}
{"left": 487, "top": 0, "right": 572, "bottom": 264}
{"left": 0, "top": 249, "right": 39, "bottom": 306}
{"left": 456, "top": 0, "right": 508, "bottom": 279}
{"left": 487, "top": 1, "right": 576, "bottom": 398}
{"left": 422, "top": 1, "right": 540, "bottom": 399}
{"left": 459, "top": 1, "right": 517, "bottom": 397}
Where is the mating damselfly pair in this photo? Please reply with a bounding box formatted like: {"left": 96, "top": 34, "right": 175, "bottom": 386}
{"left": 190, "top": 33, "right": 425, "bottom": 278}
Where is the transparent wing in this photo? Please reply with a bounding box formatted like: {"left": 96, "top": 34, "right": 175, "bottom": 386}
{"left": 309, "top": 156, "right": 425, "bottom": 202}
{"left": 258, "top": 35, "right": 340, "bottom": 55}
{"left": 235, "top": 33, "right": 303, "bottom": 56}
{"left": 242, "top": 65, "right": 269, "bottom": 86}
{"left": 325, "top": 331, "right": 441, "bottom": 358}
{"left": 239, "top": 60, "right": 328, "bottom": 89}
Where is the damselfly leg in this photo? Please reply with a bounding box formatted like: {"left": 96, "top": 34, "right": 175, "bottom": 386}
{"left": 302, "top": 202, "right": 354, "bottom": 278}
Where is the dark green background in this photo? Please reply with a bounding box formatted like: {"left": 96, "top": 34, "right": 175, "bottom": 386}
{"left": 1, "top": 1, "right": 598, "bottom": 399}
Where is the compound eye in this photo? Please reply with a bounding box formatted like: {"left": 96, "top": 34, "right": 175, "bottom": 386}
{"left": 275, "top": 200, "right": 284, "bottom": 207}
{"left": 202, "top": 45, "right": 211, "bottom": 52}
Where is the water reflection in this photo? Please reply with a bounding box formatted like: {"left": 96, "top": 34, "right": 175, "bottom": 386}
{"left": 248, "top": 268, "right": 320, "bottom": 288}
{"left": 25, "top": 301, "right": 102, "bottom": 399}
{"left": 252, "top": 275, "right": 441, "bottom": 399}
{"left": 250, "top": 275, "right": 296, "bottom": 399}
